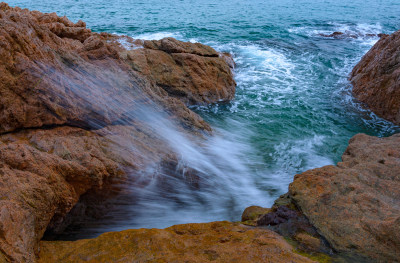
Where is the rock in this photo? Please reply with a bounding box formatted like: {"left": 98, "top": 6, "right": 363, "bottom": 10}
{"left": 0, "top": 3, "right": 224, "bottom": 134}
{"left": 293, "top": 232, "right": 323, "bottom": 253}
{"left": 289, "top": 133, "right": 400, "bottom": 262}
{"left": 38, "top": 221, "right": 316, "bottom": 263}
{"left": 124, "top": 38, "right": 236, "bottom": 105}
{"left": 254, "top": 203, "right": 331, "bottom": 255}
{"left": 221, "top": 52, "right": 236, "bottom": 69}
{"left": 350, "top": 30, "right": 400, "bottom": 125}
{"left": 257, "top": 206, "right": 298, "bottom": 226}
{"left": 319, "top": 31, "right": 380, "bottom": 39}
{"left": 0, "top": 3, "right": 235, "bottom": 262}
{"left": 143, "top": 37, "right": 219, "bottom": 57}
{"left": 0, "top": 125, "right": 177, "bottom": 262}
{"left": 319, "top": 31, "right": 345, "bottom": 38}
{"left": 241, "top": 206, "right": 271, "bottom": 223}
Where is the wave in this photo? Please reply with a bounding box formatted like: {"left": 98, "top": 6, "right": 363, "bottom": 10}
{"left": 133, "top": 31, "right": 184, "bottom": 40}
{"left": 288, "top": 22, "right": 382, "bottom": 46}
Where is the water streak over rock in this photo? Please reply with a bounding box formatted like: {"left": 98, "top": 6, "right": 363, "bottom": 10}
{"left": 0, "top": 3, "right": 235, "bottom": 262}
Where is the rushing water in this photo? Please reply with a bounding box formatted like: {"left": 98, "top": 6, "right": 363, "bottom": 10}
{"left": 9, "top": 0, "right": 400, "bottom": 238}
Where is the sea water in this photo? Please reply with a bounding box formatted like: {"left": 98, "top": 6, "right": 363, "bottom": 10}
{"left": 8, "top": 0, "right": 400, "bottom": 238}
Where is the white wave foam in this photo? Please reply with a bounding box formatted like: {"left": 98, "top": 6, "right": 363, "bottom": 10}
{"left": 133, "top": 31, "right": 183, "bottom": 40}
{"left": 288, "top": 22, "right": 382, "bottom": 45}
{"left": 117, "top": 37, "right": 142, "bottom": 50}
{"left": 265, "top": 135, "right": 334, "bottom": 192}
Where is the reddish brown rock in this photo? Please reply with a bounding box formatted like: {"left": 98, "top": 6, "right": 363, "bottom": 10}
{"left": 0, "top": 125, "right": 177, "bottom": 262}
{"left": 289, "top": 133, "right": 400, "bottom": 262}
{"left": 38, "top": 221, "right": 316, "bottom": 263}
{"left": 350, "top": 30, "right": 400, "bottom": 125}
{"left": 0, "top": 3, "right": 228, "bottom": 134}
{"left": 124, "top": 37, "right": 236, "bottom": 105}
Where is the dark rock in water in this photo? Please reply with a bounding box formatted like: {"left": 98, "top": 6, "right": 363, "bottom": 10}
{"left": 319, "top": 31, "right": 348, "bottom": 38}
{"left": 319, "top": 31, "right": 381, "bottom": 39}
{"left": 319, "top": 31, "right": 344, "bottom": 38}
{"left": 257, "top": 206, "right": 297, "bottom": 226}
{"left": 0, "top": 3, "right": 236, "bottom": 262}
{"left": 289, "top": 133, "right": 400, "bottom": 262}
{"left": 350, "top": 29, "right": 400, "bottom": 125}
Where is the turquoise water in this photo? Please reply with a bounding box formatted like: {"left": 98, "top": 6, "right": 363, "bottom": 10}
{"left": 9, "top": 0, "right": 400, "bottom": 236}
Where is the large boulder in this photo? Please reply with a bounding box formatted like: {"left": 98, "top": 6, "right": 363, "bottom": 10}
{"left": 38, "top": 221, "right": 316, "bottom": 263}
{"left": 122, "top": 37, "right": 236, "bottom": 105}
{"left": 289, "top": 133, "right": 400, "bottom": 262}
{"left": 350, "top": 30, "right": 400, "bottom": 125}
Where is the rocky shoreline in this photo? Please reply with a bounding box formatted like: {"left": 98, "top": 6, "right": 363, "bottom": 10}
{"left": 0, "top": 3, "right": 399, "bottom": 263}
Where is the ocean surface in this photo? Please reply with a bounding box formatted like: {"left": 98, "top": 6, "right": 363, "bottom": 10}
{"left": 9, "top": 0, "right": 400, "bottom": 239}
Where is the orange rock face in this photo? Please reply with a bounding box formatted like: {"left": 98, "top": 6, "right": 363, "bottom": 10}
{"left": 0, "top": 3, "right": 236, "bottom": 262}
{"left": 38, "top": 221, "right": 316, "bottom": 263}
{"left": 350, "top": 30, "right": 400, "bottom": 125}
{"left": 0, "top": 125, "right": 175, "bottom": 262}
{"left": 289, "top": 133, "right": 400, "bottom": 262}
{"left": 125, "top": 37, "right": 236, "bottom": 105}
{"left": 0, "top": 3, "right": 222, "bottom": 134}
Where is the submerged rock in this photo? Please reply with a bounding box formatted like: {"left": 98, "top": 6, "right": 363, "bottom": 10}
{"left": 319, "top": 31, "right": 383, "bottom": 39}
{"left": 38, "top": 221, "right": 316, "bottom": 263}
{"left": 350, "top": 29, "right": 400, "bottom": 125}
{"left": 0, "top": 3, "right": 235, "bottom": 262}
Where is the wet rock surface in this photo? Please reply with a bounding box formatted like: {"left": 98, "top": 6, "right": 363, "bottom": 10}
{"left": 289, "top": 133, "right": 400, "bottom": 262}
{"left": 38, "top": 221, "right": 316, "bottom": 263}
{"left": 350, "top": 29, "right": 400, "bottom": 125}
